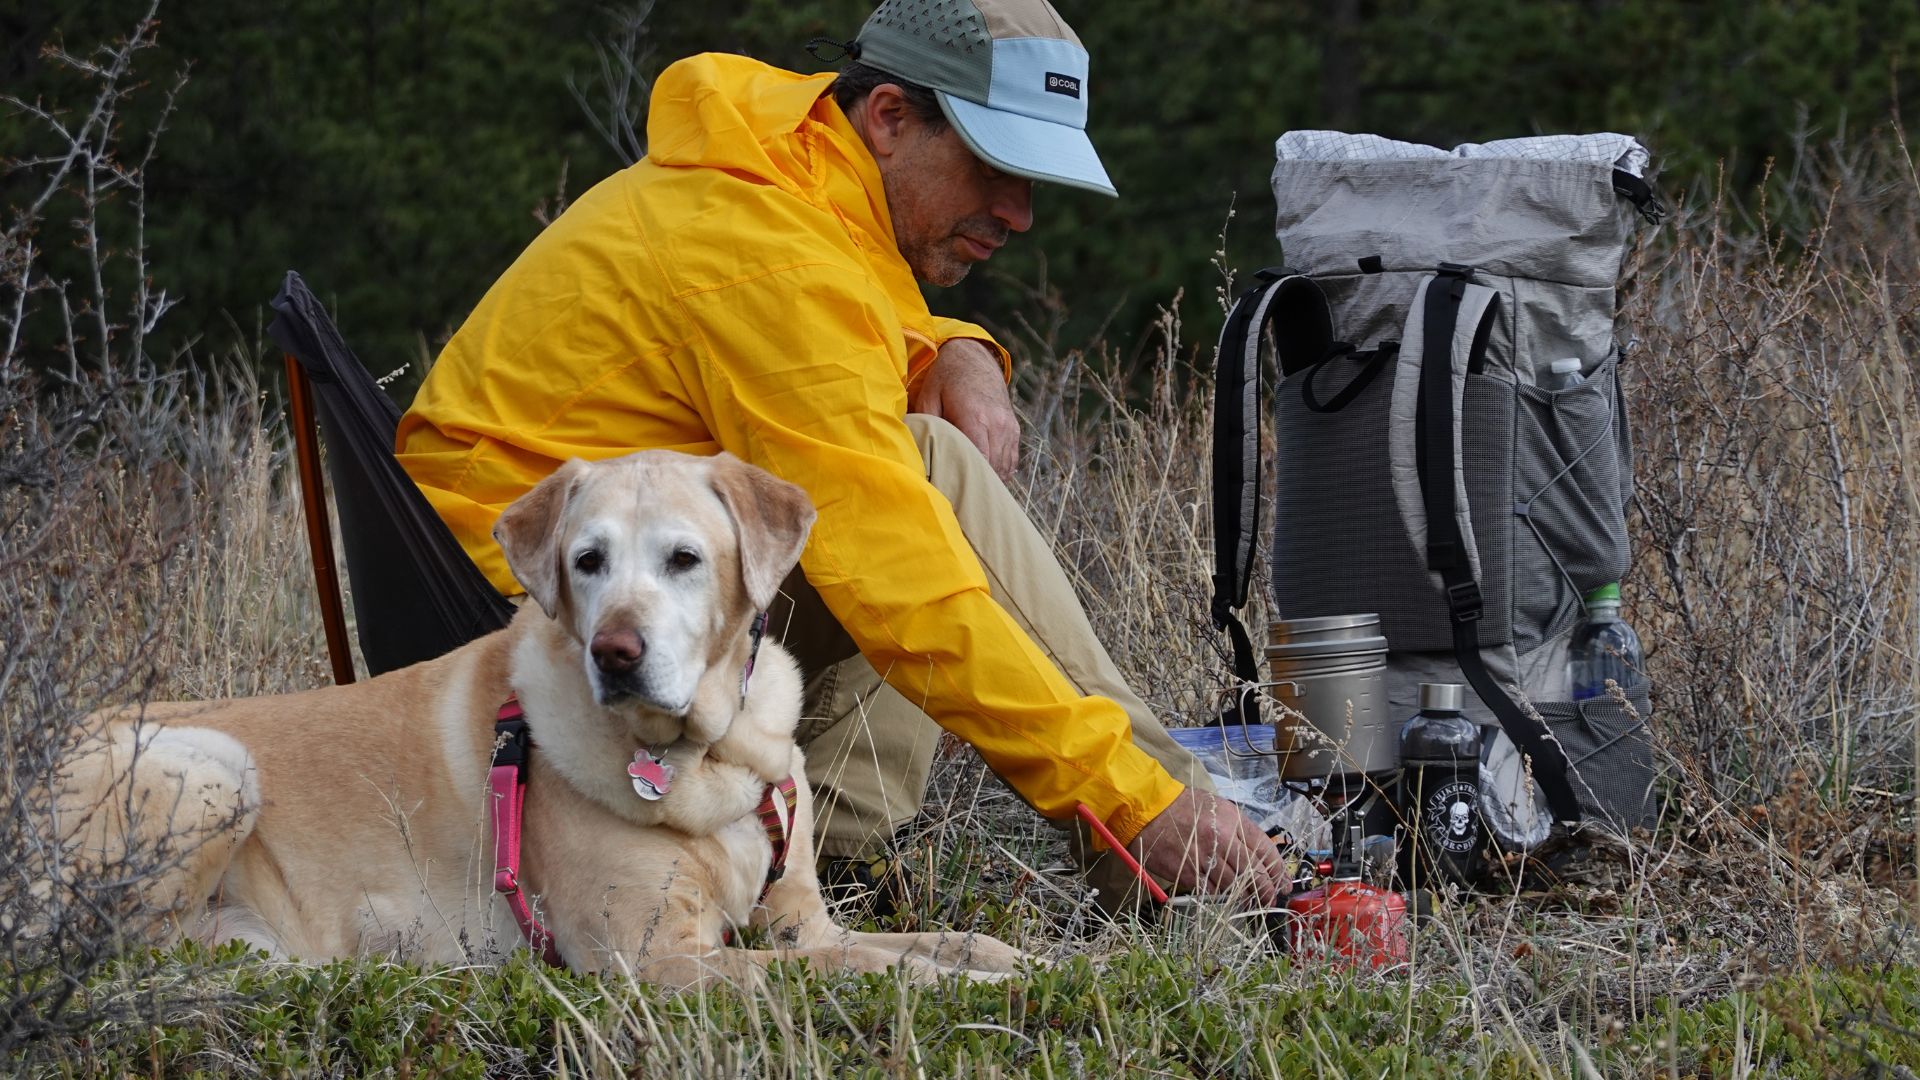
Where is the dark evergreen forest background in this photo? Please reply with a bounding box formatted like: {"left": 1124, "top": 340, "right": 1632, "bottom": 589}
{"left": 6, "top": 0, "right": 1918, "bottom": 386}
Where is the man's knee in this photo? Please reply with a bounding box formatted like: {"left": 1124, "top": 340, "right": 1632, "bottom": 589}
{"left": 905, "top": 412, "right": 994, "bottom": 491}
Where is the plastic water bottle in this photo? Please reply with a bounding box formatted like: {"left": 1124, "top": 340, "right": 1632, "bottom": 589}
{"left": 1547, "top": 357, "right": 1586, "bottom": 390}
{"left": 1569, "top": 583, "right": 1644, "bottom": 700}
{"left": 1397, "top": 683, "right": 1484, "bottom": 888}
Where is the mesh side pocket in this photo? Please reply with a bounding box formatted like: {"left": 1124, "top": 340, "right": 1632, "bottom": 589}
{"left": 1536, "top": 684, "right": 1655, "bottom": 832}
{"left": 1513, "top": 354, "right": 1632, "bottom": 651}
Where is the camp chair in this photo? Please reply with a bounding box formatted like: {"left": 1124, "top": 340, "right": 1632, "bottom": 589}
{"left": 270, "top": 271, "right": 514, "bottom": 682}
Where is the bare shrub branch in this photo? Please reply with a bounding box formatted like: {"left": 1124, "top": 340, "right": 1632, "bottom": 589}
{"left": 566, "top": 1, "right": 658, "bottom": 168}
{"left": 0, "top": 5, "right": 323, "bottom": 1062}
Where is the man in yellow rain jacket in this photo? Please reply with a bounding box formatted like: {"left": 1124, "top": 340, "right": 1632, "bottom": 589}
{"left": 396, "top": 0, "right": 1287, "bottom": 909}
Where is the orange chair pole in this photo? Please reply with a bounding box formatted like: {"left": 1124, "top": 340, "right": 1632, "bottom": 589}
{"left": 285, "top": 353, "right": 356, "bottom": 685}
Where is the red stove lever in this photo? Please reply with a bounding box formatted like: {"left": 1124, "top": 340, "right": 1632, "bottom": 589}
{"left": 1075, "top": 803, "right": 1171, "bottom": 904}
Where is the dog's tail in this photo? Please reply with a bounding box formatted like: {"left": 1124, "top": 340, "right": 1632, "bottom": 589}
{"left": 39, "top": 718, "right": 260, "bottom": 942}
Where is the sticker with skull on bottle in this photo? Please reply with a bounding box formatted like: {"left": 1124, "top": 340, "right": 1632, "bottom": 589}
{"left": 1425, "top": 780, "right": 1479, "bottom": 855}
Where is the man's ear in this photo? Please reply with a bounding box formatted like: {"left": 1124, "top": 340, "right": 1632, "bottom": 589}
{"left": 858, "top": 83, "right": 913, "bottom": 160}
{"left": 493, "top": 458, "right": 590, "bottom": 619}
{"left": 708, "top": 453, "right": 816, "bottom": 612}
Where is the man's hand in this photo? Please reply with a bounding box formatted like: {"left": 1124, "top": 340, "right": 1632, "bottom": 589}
{"left": 908, "top": 338, "right": 1019, "bottom": 478}
{"left": 1129, "top": 788, "right": 1291, "bottom": 906}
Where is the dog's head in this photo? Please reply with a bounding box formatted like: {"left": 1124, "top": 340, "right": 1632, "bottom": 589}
{"left": 492, "top": 451, "right": 814, "bottom": 721}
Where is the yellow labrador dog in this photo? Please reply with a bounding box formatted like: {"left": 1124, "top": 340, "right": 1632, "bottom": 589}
{"left": 56, "top": 451, "right": 1023, "bottom": 985}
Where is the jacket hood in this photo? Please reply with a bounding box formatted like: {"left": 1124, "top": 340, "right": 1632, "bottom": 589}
{"left": 647, "top": 53, "right": 840, "bottom": 185}
{"left": 645, "top": 52, "right": 900, "bottom": 282}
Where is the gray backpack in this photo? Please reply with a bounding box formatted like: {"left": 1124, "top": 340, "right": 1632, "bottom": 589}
{"left": 1210, "top": 132, "right": 1664, "bottom": 849}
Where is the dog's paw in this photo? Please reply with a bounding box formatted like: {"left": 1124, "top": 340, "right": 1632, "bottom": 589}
{"left": 949, "top": 966, "right": 1016, "bottom": 983}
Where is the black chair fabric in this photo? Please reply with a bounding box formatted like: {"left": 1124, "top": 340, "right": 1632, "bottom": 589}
{"left": 269, "top": 271, "right": 514, "bottom": 675}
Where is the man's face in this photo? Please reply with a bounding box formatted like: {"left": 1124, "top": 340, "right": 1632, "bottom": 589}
{"left": 878, "top": 117, "right": 1035, "bottom": 287}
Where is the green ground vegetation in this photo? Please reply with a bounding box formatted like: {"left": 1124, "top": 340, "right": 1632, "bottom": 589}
{"left": 53, "top": 941, "right": 1920, "bottom": 1078}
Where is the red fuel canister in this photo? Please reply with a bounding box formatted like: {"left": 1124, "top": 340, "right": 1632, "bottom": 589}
{"left": 1285, "top": 879, "right": 1410, "bottom": 969}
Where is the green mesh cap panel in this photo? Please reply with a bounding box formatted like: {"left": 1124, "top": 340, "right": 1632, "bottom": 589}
{"left": 857, "top": 0, "right": 995, "bottom": 103}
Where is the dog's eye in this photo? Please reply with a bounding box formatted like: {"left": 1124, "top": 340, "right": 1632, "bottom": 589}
{"left": 574, "top": 549, "right": 604, "bottom": 575}
{"left": 668, "top": 548, "right": 701, "bottom": 572}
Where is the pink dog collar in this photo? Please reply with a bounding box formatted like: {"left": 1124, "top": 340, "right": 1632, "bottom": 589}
{"left": 490, "top": 694, "right": 800, "bottom": 966}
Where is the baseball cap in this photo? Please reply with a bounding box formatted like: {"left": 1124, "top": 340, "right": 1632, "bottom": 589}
{"left": 852, "top": 0, "right": 1116, "bottom": 197}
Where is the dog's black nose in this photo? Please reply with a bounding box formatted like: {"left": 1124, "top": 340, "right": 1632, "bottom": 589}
{"left": 590, "top": 629, "right": 645, "bottom": 674}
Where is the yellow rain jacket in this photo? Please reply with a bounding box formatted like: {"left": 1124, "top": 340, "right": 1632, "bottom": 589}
{"left": 395, "top": 54, "right": 1183, "bottom": 842}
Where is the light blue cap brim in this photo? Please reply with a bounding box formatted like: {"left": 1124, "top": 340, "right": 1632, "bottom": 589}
{"left": 937, "top": 92, "right": 1118, "bottom": 197}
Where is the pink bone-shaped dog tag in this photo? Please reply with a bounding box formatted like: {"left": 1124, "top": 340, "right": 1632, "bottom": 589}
{"left": 627, "top": 748, "right": 675, "bottom": 800}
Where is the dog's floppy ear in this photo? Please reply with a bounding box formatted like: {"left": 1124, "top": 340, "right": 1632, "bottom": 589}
{"left": 493, "top": 458, "right": 590, "bottom": 619}
{"left": 708, "top": 453, "right": 816, "bottom": 611}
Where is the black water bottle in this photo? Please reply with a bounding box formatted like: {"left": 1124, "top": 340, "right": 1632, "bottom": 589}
{"left": 1399, "top": 683, "right": 1485, "bottom": 888}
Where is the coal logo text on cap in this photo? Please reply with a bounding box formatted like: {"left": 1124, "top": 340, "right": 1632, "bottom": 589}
{"left": 1044, "top": 72, "right": 1081, "bottom": 98}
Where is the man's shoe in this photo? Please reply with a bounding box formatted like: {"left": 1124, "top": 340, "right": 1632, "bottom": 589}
{"left": 816, "top": 854, "right": 914, "bottom": 921}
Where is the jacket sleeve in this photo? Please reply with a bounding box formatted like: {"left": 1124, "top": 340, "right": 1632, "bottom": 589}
{"left": 675, "top": 264, "right": 1184, "bottom": 843}
{"left": 928, "top": 316, "right": 1013, "bottom": 382}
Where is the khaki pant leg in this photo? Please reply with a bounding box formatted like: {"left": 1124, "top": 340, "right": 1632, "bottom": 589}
{"left": 766, "top": 414, "right": 1211, "bottom": 867}
{"left": 766, "top": 564, "right": 942, "bottom": 861}
{"left": 795, "top": 656, "right": 944, "bottom": 860}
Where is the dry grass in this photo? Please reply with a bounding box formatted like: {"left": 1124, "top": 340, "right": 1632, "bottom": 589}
{"left": 1630, "top": 141, "right": 1920, "bottom": 810}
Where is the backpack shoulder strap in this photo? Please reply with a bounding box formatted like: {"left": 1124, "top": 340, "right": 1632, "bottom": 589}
{"left": 1414, "top": 265, "right": 1585, "bottom": 824}
{"left": 1210, "top": 269, "right": 1329, "bottom": 724}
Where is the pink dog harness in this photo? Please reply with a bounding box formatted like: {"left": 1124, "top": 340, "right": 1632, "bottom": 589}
{"left": 488, "top": 695, "right": 799, "bottom": 966}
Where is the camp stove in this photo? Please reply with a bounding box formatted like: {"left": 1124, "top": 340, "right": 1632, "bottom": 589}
{"left": 1207, "top": 719, "right": 1412, "bottom": 968}
{"left": 1279, "top": 820, "right": 1409, "bottom": 968}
